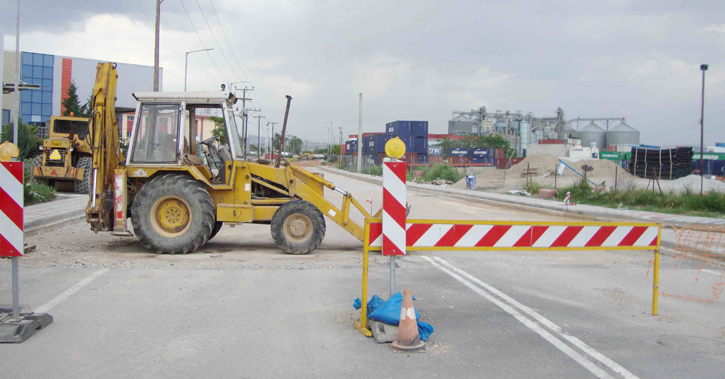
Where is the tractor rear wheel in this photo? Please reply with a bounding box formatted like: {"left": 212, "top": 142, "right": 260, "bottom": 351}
{"left": 208, "top": 221, "right": 223, "bottom": 241}
{"left": 74, "top": 156, "right": 93, "bottom": 194}
{"left": 270, "top": 200, "right": 326, "bottom": 255}
{"left": 131, "top": 173, "right": 215, "bottom": 254}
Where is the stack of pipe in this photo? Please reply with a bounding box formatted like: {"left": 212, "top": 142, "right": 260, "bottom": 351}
{"left": 628, "top": 147, "right": 693, "bottom": 179}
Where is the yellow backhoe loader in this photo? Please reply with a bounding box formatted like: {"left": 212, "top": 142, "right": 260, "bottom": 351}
{"left": 32, "top": 115, "right": 94, "bottom": 193}
{"left": 85, "top": 62, "right": 372, "bottom": 254}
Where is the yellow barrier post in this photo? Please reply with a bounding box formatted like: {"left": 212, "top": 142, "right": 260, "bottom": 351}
{"left": 355, "top": 220, "right": 372, "bottom": 337}
{"left": 652, "top": 249, "right": 660, "bottom": 316}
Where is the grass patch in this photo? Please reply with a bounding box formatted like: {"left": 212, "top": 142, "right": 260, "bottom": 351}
{"left": 421, "top": 164, "right": 463, "bottom": 183}
{"left": 23, "top": 159, "right": 56, "bottom": 205}
{"left": 524, "top": 181, "right": 542, "bottom": 195}
{"left": 557, "top": 179, "right": 725, "bottom": 217}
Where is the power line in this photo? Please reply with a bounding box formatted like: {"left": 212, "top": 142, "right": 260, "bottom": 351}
{"left": 208, "top": 0, "right": 248, "bottom": 81}
{"left": 179, "top": 0, "right": 229, "bottom": 83}
{"left": 195, "top": 0, "right": 241, "bottom": 82}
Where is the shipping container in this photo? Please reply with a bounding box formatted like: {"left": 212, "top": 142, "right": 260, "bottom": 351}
{"left": 428, "top": 146, "right": 443, "bottom": 156}
{"left": 413, "top": 137, "right": 428, "bottom": 154}
{"left": 344, "top": 140, "right": 358, "bottom": 155}
{"left": 417, "top": 154, "right": 429, "bottom": 164}
{"left": 412, "top": 121, "right": 428, "bottom": 137}
{"left": 363, "top": 134, "right": 391, "bottom": 155}
{"left": 692, "top": 152, "right": 725, "bottom": 161}
{"left": 717, "top": 142, "right": 725, "bottom": 148}
{"left": 449, "top": 148, "right": 471, "bottom": 157}
{"left": 429, "top": 155, "right": 444, "bottom": 164}
{"left": 538, "top": 139, "right": 565, "bottom": 145}
{"left": 449, "top": 156, "right": 470, "bottom": 165}
{"left": 341, "top": 143, "right": 345, "bottom": 155}
{"left": 692, "top": 160, "right": 725, "bottom": 176}
{"left": 600, "top": 151, "right": 623, "bottom": 161}
{"left": 386, "top": 121, "right": 413, "bottom": 136}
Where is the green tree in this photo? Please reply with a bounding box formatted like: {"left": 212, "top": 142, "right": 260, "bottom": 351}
{"left": 209, "top": 116, "right": 228, "bottom": 144}
{"left": 82, "top": 90, "right": 94, "bottom": 117}
{"left": 1, "top": 121, "right": 40, "bottom": 160}
{"left": 288, "top": 136, "right": 303, "bottom": 155}
{"left": 62, "top": 81, "right": 85, "bottom": 117}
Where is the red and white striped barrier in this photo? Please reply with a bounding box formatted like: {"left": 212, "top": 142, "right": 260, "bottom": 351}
{"left": 0, "top": 162, "right": 24, "bottom": 257}
{"left": 382, "top": 160, "right": 406, "bottom": 256}
{"left": 368, "top": 222, "right": 659, "bottom": 250}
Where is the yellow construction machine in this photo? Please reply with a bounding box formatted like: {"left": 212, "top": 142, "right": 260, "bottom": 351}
{"left": 32, "top": 115, "right": 94, "bottom": 193}
{"left": 85, "top": 62, "right": 372, "bottom": 254}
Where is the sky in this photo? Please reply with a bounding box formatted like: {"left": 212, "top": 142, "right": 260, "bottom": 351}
{"left": 1, "top": 0, "right": 724, "bottom": 147}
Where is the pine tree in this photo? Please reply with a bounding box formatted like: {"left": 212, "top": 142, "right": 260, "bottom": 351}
{"left": 62, "top": 81, "right": 84, "bottom": 117}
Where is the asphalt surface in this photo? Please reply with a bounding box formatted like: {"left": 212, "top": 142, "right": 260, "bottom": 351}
{"left": 1, "top": 168, "right": 724, "bottom": 378}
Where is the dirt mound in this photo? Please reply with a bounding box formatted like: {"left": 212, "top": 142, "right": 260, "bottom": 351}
{"left": 508, "top": 154, "right": 633, "bottom": 179}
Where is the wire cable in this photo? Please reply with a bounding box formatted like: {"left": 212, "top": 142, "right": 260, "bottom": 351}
{"left": 208, "top": 0, "right": 249, "bottom": 81}
{"left": 195, "top": 0, "right": 242, "bottom": 82}
{"left": 179, "top": 0, "right": 229, "bottom": 82}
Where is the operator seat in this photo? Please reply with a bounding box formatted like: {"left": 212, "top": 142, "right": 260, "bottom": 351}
{"left": 217, "top": 146, "right": 233, "bottom": 184}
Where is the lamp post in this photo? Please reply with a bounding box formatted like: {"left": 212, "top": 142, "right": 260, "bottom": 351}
{"left": 322, "top": 121, "right": 333, "bottom": 157}
{"left": 699, "top": 64, "right": 708, "bottom": 196}
{"left": 184, "top": 48, "right": 213, "bottom": 91}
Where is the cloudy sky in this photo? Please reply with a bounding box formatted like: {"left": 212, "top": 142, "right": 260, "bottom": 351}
{"left": 2, "top": 0, "right": 724, "bottom": 147}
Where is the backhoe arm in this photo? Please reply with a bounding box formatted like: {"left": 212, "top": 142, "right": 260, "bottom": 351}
{"left": 85, "top": 63, "right": 120, "bottom": 232}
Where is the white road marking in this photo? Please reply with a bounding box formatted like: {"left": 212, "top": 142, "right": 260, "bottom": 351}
{"left": 34, "top": 268, "right": 110, "bottom": 314}
{"left": 423, "top": 256, "right": 640, "bottom": 379}
{"left": 701, "top": 269, "right": 723, "bottom": 276}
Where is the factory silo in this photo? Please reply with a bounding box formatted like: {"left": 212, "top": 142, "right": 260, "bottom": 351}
{"left": 605, "top": 122, "right": 640, "bottom": 147}
{"left": 563, "top": 125, "right": 578, "bottom": 139}
{"left": 578, "top": 123, "right": 606, "bottom": 148}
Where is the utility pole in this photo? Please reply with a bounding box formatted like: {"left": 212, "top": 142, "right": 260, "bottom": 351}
{"left": 339, "top": 126, "right": 343, "bottom": 146}
{"left": 238, "top": 86, "right": 254, "bottom": 156}
{"left": 357, "top": 93, "right": 363, "bottom": 173}
{"left": 253, "top": 115, "right": 265, "bottom": 160}
{"left": 153, "top": 0, "right": 163, "bottom": 91}
{"left": 13, "top": 0, "right": 20, "bottom": 145}
{"left": 268, "top": 122, "right": 278, "bottom": 157}
{"left": 699, "top": 64, "right": 708, "bottom": 196}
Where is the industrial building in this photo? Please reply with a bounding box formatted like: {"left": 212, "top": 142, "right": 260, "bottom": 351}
{"left": 2, "top": 50, "right": 160, "bottom": 135}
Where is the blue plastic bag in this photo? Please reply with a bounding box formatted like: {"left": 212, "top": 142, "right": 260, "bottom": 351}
{"left": 353, "top": 292, "right": 434, "bottom": 341}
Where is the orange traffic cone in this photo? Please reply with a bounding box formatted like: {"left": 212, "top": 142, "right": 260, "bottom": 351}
{"left": 391, "top": 289, "right": 425, "bottom": 352}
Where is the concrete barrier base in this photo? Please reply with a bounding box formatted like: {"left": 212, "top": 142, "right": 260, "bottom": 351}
{"left": 0, "top": 308, "right": 53, "bottom": 343}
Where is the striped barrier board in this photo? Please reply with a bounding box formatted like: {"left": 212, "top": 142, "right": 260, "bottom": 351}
{"left": 367, "top": 220, "right": 660, "bottom": 251}
{"left": 382, "top": 160, "right": 406, "bottom": 256}
{"left": 0, "top": 162, "right": 24, "bottom": 257}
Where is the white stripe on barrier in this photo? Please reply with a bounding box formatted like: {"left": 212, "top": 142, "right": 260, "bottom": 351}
{"left": 382, "top": 210, "right": 406, "bottom": 251}
{"left": 532, "top": 225, "right": 568, "bottom": 248}
{"left": 454, "top": 224, "right": 494, "bottom": 247}
{"left": 415, "top": 224, "right": 453, "bottom": 247}
{"left": 601, "top": 226, "right": 633, "bottom": 247}
{"left": 494, "top": 225, "right": 530, "bottom": 247}
{"left": 567, "top": 226, "right": 600, "bottom": 247}
{"left": 382, "top": 163, "right": 406, "bottom": 198}
{"left": 0, "top": 208, "right": 23, "bottom": 251}
{"left": 0, "top": 162, "right": 23, "bottom": 206}
{"left": 634, "top": 227, "right": 659, "bottom": 247}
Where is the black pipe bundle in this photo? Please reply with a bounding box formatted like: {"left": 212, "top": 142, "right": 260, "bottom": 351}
{"left": 628, "top": 147, "right": 693, "bottom": 179}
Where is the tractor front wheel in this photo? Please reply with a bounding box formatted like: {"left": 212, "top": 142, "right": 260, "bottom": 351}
{"left": 131, "top": 173, "right": 215, "bottom": 254}
{"left": 270, "top": 200, "right": 326, "bottom": 255}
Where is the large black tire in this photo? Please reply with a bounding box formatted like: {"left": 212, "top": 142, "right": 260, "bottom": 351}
{"left": 131, "top": 173, "right": 215, "bottom": 254}
{"left": 270, "top": 200, "right": 326, "bottom": 255}
{"left": 74, "top": 156, "right": 93, "bottom": 194}
{"left": 208, "top": 221, "right": 223, "bottom": 241}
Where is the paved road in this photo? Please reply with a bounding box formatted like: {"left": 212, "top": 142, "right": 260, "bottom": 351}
{"left": 1, "top": 169, "right": 724, "bottom": 378}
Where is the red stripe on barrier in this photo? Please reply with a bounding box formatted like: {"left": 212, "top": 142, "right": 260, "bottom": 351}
{"left": 2, "top": 162, "right": 23, "bottom": 184}
{"left": 0, "top": 233, "right": 22, "bottom": 257}
{"left": 618, "top": 227, "right": 647, "bottom": 247}
{"left": 475, "top": 225, "right": 512, "bottom": 247}
{"left": 386, "top": 161, "right": 407, "bottom": 183}
{"left": 513, "top": 227, "right": 534, "bottom": 247}
{"left": 407, "top": 224, "right": 433, "bottom": 246}
{"left": 649, "top": 236, "right": 658, "bottom": 247}
{"left": 382, "top": 188, "right": 407, "bottom": 229}
{"left": 586, "top": 226, "right": 616, "bottom": 247}
{"left": 382, "top": 234, "right": 405, "bottom": 256}
{"left": 369, "top": 222, "right": 382, "bottom": 244}
{"left": 529, "top": 226, "right": 549, "bottom": 246}
{"left": 552, "top": 226, "right": 583, "bottom": 247}
{"left": 0, "top": 187, "right": 23, "bottom": 230}
{"left": 435, "top": 224, "right": 473, "bottom": 247}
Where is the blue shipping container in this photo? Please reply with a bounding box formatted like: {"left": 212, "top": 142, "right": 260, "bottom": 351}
{"left": 471, "top": 148, "right": 494, "bottom": 158}
{"left": 412, "top": 121, "right": 428, "bottom": 137}
{"left": 413, "top": 137, "right": 427, "bottom": 154}
{"left": 717, "top": 142, "right": 725, "bottom": 148}
{"left": 345, "top": 140, "right": 358, "bottom": 155}
{"left": 449, "top": 148, "right": 470, "bottom": 157}
{"left": 428, "top": 146, "right": 442, "bottom": 156}
{"left": 366, "top": 134, "right": 391, "bottom": 154}
{"left": 386, "top": 121, "right": 413, "bottom": 136}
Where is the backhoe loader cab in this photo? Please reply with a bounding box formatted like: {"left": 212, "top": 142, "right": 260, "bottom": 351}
{"left": 90, "top": 90, "right": 369, "bottom": 255}
{"left": 33, "top": 115, "right": 94, "bottom": 193}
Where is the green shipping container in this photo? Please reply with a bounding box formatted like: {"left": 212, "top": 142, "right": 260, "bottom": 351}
{"left": 692, "top": 152, "right": 725, "bottom": 161}
{"left": 600, "top": 152, "right": 623, "bottom": 161}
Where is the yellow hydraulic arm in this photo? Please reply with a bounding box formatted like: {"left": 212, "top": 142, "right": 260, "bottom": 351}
{"left": 85, "top": 63, "right": 120, "bottom": 232}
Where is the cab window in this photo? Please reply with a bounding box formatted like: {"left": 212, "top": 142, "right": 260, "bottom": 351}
{"left": 131, "top": 103, "right": 181, "bottom": 163}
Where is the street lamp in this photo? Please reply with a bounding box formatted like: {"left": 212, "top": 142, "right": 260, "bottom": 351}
{"left": 322, "top": 121, "right": 333, "bottom": 157}
{"left": 699, "top": 64, "right": 708, "bottom": 196}
{"left": 184, "top": 48, "right": 213, "bottom": 91}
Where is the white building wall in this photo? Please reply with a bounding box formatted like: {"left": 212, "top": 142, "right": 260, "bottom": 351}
{"left": 70, "top": 57, "right": 160, "bottom": 110}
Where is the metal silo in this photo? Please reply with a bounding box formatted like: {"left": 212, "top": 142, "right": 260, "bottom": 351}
{"left": 578, "top": 123, "right": 606, "bottom": 149}
{"left": 519, "top": 121, "right": 530, "bottom": 151}
{"left": 563, "top": 125, "right": 578, "bottom": 139}
{"left": 605, "top": 122, "right": 640, "bottom": 146}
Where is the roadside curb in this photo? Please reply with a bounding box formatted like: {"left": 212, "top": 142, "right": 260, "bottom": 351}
{"left": 25, "top": 210, "right": 86, "bottom": 237}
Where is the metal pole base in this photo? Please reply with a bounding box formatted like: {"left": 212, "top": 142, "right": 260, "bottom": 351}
{"left": 0, "top": 309, "right": 53, "bottom": 343}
